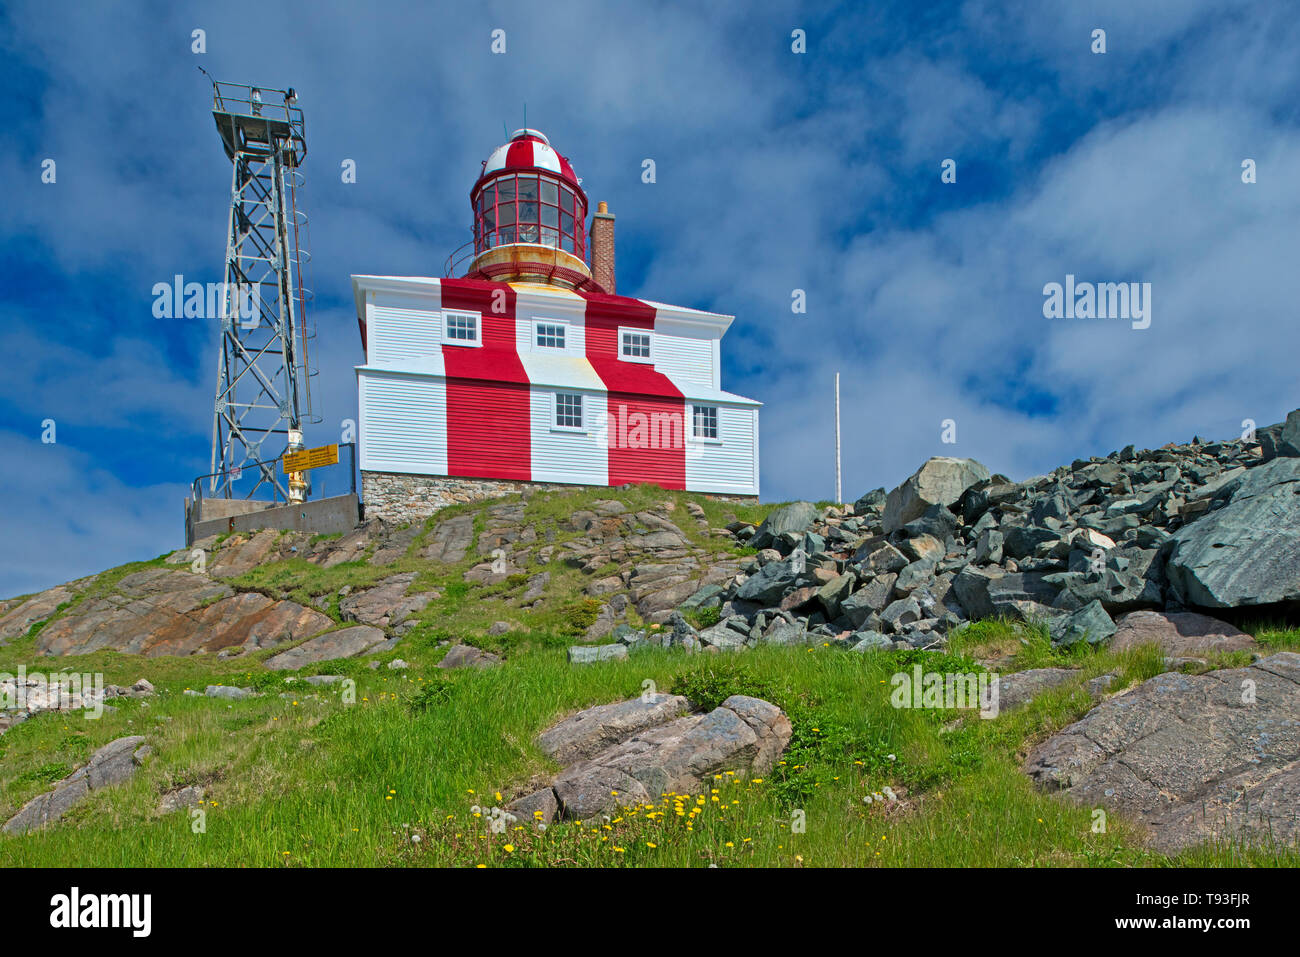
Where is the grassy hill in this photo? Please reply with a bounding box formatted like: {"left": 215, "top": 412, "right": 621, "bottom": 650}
{"left": 1, "top": 485, "right": 1298, "bottom": 867}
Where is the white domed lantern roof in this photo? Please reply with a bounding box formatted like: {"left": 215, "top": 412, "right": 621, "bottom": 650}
{"left": 467, "top": 128, "right": 599, "bottom": 291}
{"left": 479, "top": 129, "right": 585, "bottom": 198}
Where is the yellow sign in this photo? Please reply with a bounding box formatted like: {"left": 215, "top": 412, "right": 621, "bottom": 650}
{"left": 282, "top": 444, "right": 339, "bottom": 473}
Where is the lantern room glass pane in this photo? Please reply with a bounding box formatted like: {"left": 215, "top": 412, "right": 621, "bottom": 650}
{"left": 498, "top": 225, "right": 515, "bottom": 244}
{"left": 498, "top": 202, "right": 515, "bottom": 226}
{"left": 560, "top": 187, "right": 573, "bottom": 214}
{"left": 562, "top": 234, "right": 574, "bottom": 253}
{"left": 541, "top": 179, "right": 558, "bottom": 205}
{"left": 519, "top": 201, "right": 538, "bottom": 224}
{"left": 541, "top": 204, "right": 558, "bottom": 228}
{"left": 483, "top": 205, "right": 496, "bottom": 229}
{"left": 517, "top": 176, "right": 538, "bottom": 201}
{"left": 541, "top": 227, "right": 559, "bottom": 248}
{"left": 518, "top": 222, "right": 540, "bottom": 243}
{"left": 560, "top": 211, "right": 573, "bottom": 237}
{"left": 495, "top": 175, "right": 514, "bottom": 200}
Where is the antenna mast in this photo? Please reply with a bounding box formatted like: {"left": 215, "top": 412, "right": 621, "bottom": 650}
{"left": 205, "top": 78, "right": 318, "bottom": 500}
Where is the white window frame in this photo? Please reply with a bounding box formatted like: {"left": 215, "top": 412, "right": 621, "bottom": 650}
{"left": 443, "top": 309, "right": 482, "bottom": 346}
{"left": 619, "top": 327, "right": 653, "bottom": 363}
{"left": 691, "top": 404, "right": 722, "bottom": 444}
{"left": 552, "top": 391, "right": 586, "bottom": 432}
{"left": 533, "top": 318, "right": 568, "bottom": 352}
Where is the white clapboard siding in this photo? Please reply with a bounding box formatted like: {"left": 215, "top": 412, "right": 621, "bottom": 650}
{"left": 358, "top": 371, "right": 448, "bottom": 475}
{"left": 369, "top": 299, "right": 443, "bottom": 365}
{"left": 652, "top": 322, "right": 716, "bottom": 391}
{"left": 516, "top": 292, "right": 588, "bottom": 357}
{"left": 685, "top": 404, "right": 759, "bottom": 495}
{"left": 529, "top": 386, "right": 609, "bottom": 485}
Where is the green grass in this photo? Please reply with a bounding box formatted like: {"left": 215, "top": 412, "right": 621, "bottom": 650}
{"left": 3, "top": 633, "right": 1297, "bottom": 867}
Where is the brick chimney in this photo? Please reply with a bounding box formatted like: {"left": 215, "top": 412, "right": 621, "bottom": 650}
{"left": 589, "top": 200, "right": 615, "bottom": 294}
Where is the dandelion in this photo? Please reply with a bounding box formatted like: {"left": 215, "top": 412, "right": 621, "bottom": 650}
{"left": 646, "top": 842, "right": 657, "bottom": 849}
{"left": 503, "top": 844, "right": 514, "bottom": 853}
{"left": 725, "top": 842, "right": 734, "bottom": 848}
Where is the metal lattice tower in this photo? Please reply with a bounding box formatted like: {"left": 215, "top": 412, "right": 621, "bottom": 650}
{"left": 207, "top": 78, "right": 318, "bottom": 499}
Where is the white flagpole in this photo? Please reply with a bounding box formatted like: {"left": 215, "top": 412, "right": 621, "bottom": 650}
{"left": 835, "top": 372, "right": 842, "bottom": 506}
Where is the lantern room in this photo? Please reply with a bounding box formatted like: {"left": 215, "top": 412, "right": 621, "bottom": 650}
{"left": 465, "top": 129, "right": 605, "bottom": 292}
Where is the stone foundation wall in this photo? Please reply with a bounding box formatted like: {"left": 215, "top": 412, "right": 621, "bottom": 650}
{"left": 361, "top": 471, "right": 757, "bottom": 524}
{"left": 361, "top": 472, "right": 569, "bottom": 524}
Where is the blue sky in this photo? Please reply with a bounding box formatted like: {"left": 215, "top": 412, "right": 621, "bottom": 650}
{"left": 2, "top": 0, "right": 1297, "bottom": 597}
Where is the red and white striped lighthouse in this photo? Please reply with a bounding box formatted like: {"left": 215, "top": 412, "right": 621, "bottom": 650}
{"left": 352, "top": 128, "right": 760, "bottom": 519}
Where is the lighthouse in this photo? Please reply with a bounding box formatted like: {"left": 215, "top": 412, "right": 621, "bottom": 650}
{"left": 352, "top": 128, "right": 761, "bottom": 521}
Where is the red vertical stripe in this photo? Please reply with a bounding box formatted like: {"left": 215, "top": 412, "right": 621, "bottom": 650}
{"left": 504, "top": 139, "right": 535, "bottom": 171}
{"left": 440, "top": 279, "right": 531, "bottom": 481}
{"left": 580, "top": 291, "right": 685, "bottom": 489}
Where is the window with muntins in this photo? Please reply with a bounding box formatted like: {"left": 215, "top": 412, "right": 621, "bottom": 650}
{"left": 621, "top": 331, "right": 651, "bottom": 360}
{"left": 693, "top": 406, "right": 719, "bottom": 440}
{"left": 555, "top": 393, "right": 583, "bottom": 429}
{"left": 445, "top": 311, "right": 479, "bottom": 344}
{"left": 536, "top": 322, "right": 566, "bottom": 349}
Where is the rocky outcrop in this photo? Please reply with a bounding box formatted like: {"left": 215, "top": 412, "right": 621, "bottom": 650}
{"left": 4, "top": 735, "right": 151, "bottom": 834}
{"left": 1024, "top": 653, "right": 1300, "bottom": 853}
{"left": 33, "top": 569, "right": 331, "bottom": 657}
{"left": 263, "top": 625, "right": 391, "bottom": 670}
{"left": 0, "top": 582, "right": 84, "bottom": 644}
{"left": 421, "top": 515, "right": 475, "bottom": 563}
{"left": 436, "top": 644, "right": 501, "bottom": 670}
{"left": 1109, "top": 610, "right": 1257, "bottom": 658}
{"left": 516, "top": 693, "right": 792, "bottom": 823}
{"left": 338, "top": 572, "right": 438, "bottom": 629}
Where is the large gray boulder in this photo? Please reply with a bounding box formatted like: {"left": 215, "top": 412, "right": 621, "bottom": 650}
{"left": 749, "top": 502, "right": 818, "bottom": 551}
{"left": 883, "top": 457, "right": 990, "bottom": 534}
{"left": 1048, "top": 600, "right": 1115, "bottom": 647}
{"left": 735, "top": 561, "right": 799, "bottom": 604}
{"left": 538, "top": 693, "right": 691, "bottom": 766}
{"left": 1024, "top": 653, "right": 1300, "bottom": 853}
{"left": 1110, "top": 610, "right": 1257, "bottom": 658}
{"left": 1274, "top": 409, "right": 1300, "bottom": 458}
{"left": 1166, "top": 457, "right": 1300, "bottom": 607}
{"left": 549, "top": 695, "right": 792, "bottom": 820}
